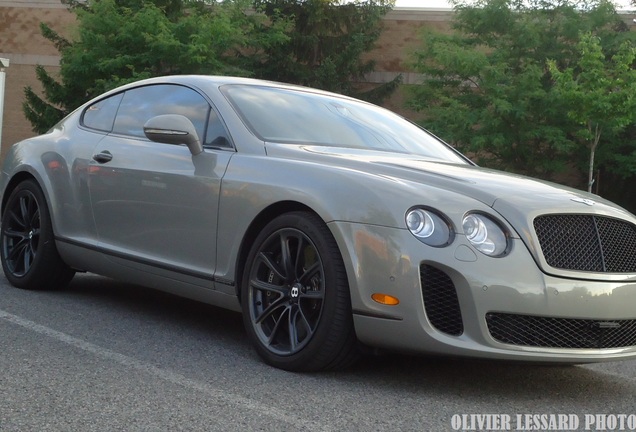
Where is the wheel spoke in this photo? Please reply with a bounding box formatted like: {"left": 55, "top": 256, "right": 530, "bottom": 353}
{"left": 292, "top": 235, "right": 306, "bottom": 281}
{"left": 258, "top": 251, "right": 286, "bottom": 281}
{"left": 22, "top": 244, "right": 34, "bottom": 273}
{"left": 8, "top": 239, "right": 29, "bottom": 262}
{"left": 300, "top": 288, "right": 324, "bottom": 301}
{"left": 19, "top": 196, "right": 31, "bottom": 226}
{"left": 29, "top": 208, "right": 40, "bottom": 231}
{"left": 3, "top": 227, "right": 28, "bottom": 240}
{"left": 254, "top": 296, "right": 287, "bottom": 325}
{"left": 250, "top": 278, "right": 287, "bottom": 296}
{"left": 279, "top": 233, "right": 295, "bottom": 281}
{"left": 288, "top": 306, "right": 299, "bottom": 351}
{"left": 298, "top": 261, "right": 321, "bottom": 285}
{"left": 7, "top": 242, "right": 30, "bottom": 275}
{"left": 266, "top": 305, "right": 290, "bottom": 345}
{"left": 296, "top": 305, "right": 315, "bottom": 334}
{"left": 7, "top": 209, "right": 26, "bottom": 230}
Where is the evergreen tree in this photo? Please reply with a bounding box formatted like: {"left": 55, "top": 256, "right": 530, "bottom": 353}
{"left": 253, "top": 0, "right": 400, "bottom": 103}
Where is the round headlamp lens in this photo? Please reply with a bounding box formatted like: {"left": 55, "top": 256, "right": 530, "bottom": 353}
{"left": 463, "top": 214, "right": 487, "bottom": 244}
{"left": 405, "top": 208, "right": 453, "bottom": 247}
{"left": 406, "top": 209, "right": 435, "bottom": 238}
{"left": 462, "top": 213, "right": 508, "bottom": 256}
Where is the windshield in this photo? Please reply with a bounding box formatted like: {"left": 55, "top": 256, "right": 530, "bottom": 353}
{"left": 222, "top": 85, "right": 469, "bottom": 164}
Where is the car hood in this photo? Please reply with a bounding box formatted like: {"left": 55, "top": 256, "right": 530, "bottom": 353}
{"left": 282, "top": 144, "right": 625, "bottom": 211}
{"left": 375, "top": 157, "right": 632, "bottom": 219}
{"left": 268, "top": 144, "right": 636, "bottom": 234}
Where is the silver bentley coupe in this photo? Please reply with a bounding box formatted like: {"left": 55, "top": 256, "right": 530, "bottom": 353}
{"left": 2, "top": 75, "right": 636, "bottom": 371}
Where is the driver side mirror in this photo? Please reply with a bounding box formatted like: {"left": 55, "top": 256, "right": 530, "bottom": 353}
{"left": 143, "top": 114, "right": 203, "bottom": 156}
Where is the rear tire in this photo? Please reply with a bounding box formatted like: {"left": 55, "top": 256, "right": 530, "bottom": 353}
{"left": 241, "top": 211, "right": 358, "bottom": 371}
{"left": 1, "top": 179, "right": 75, "bottom": 290}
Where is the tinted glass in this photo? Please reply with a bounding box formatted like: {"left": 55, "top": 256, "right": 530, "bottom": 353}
{"left": 113, "top": 84, "right": 210, "bottom": 140}
{"left": 82, "top": 93, "right": 124, "bottom": 132}
{"left": 223, "top": 85, "right": 468, "bottom": 164}
{"left": 204, "top": 109, "right": 231, "bottom": 148}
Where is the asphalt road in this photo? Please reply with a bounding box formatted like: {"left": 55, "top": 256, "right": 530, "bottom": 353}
{"left": 1, "top": 272, "right": 636, "bottom": 432}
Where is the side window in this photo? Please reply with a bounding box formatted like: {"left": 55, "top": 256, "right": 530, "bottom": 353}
{"left": 112, "top": 84, "right": 210, "bottom": 141}
{"left": 82, "top": 93, "right": 124, "bottom": 132}
{"left": 204, "top": 109, "right": 231, "bottom": 148}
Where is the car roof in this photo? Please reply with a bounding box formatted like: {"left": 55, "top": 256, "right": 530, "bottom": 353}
{"left": 89, "top": 75, "right": 356, "bottom": 105}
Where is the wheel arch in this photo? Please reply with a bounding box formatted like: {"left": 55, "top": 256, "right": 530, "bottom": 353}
{"left": 1, "top": 172, "right": 39, "bottom": 216}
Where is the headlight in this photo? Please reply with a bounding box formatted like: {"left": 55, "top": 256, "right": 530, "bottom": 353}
{"left": 462, "top": 213, "right": 509, "bottom": 257}
{"left": 406, "top": 208, "right": 453, "bottom": 247}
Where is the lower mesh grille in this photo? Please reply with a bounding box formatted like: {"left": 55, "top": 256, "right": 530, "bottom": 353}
{"left": 420, "top": 265, "right": 463, "bottom": 336}
{"left": 486, "top": 312, "right": 636, "bottom": 349}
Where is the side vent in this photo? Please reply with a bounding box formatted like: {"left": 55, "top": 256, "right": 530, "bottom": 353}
{"left": 420, "top": 264, "right": 463, "bottom": 336}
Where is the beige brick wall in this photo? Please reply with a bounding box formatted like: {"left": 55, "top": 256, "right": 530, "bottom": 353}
{"left": 1, "top": 4, "right": 74, "bottom": 56}
{"left": 371, "top": 9, "right": 453, "bottom": 73}
{"left": 1, "top": 1, "right": 73, "bottom": 159}
{"left": 3, "top": 64, "right": 46, "bottom": 150}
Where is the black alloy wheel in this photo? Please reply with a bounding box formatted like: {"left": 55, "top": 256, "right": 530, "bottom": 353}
{"left": 1, "top": 179, "right": 75, "bottom": 290}
{"left": 242, "top": 211, "right": 358, "bottom": 371}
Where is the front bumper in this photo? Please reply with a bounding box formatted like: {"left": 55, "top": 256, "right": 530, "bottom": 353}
{"left": 330, "top": 221, "right": 636, "bottom": 363}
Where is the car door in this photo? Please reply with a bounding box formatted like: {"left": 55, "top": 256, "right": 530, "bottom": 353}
{"left": 87, "top": 83, "right": 233, "bottom": 286}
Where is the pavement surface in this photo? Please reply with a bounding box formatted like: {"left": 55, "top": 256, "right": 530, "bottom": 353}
{"left": 1, "top": 272, "right": 636, "bottom": 431}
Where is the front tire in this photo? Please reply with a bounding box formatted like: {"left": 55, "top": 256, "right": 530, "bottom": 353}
{"left": 241, "top": 211, "right": 358, "bottom": 371}
{"left": 1, "top": 179, "right": 75, "bottom": 290}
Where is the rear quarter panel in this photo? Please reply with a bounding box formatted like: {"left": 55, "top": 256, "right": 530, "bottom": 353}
{"left": 1, "top": 113, "right": 102, "bottom": 244}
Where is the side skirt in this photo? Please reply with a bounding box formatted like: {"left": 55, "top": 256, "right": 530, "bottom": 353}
{"left": 55, "top": 238, "right": 242, "bottom": 313}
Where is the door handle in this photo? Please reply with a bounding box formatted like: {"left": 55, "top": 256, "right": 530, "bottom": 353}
{"left": 92, "top": 151, "right": 113, "bottom": 163}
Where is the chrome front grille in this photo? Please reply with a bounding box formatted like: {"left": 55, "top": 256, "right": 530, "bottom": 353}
{"left": 533, "top": 214, "right": 636, "bottom": 272}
